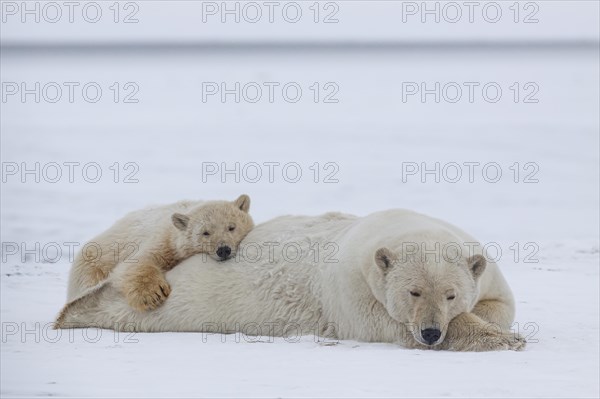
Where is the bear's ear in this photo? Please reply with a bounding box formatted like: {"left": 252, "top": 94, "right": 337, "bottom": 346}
{"left": 172, "top": 213, "right": 190, "bottom": 231}
{"left": 234, "top": 194, "right": 251, "bottom": 213}
{"left": 375, "top": 247, "right": 396, "bottom": 272}
{"left": 467, "top": 254, "right": 487, "bottom": 280}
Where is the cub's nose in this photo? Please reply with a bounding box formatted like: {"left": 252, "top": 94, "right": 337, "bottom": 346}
{"left": 216, "top": 246, "right": 232, "bottom": 260}
{"left": 421, "top": 328, "right": 442, "bottom": 345}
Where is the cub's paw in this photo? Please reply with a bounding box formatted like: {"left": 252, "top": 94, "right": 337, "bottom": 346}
{"left": 124, "top": 277, "right": 171, "bottom": 312}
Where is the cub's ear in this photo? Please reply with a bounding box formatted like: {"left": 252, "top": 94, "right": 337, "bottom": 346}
{"left": 172, "top": 213, "right": 190, "bottom": 231}
{"left": 234, "top": 194, "right": 251, "bottom": 213}
{"left": 467, "top": 254, "right": 487, "bottom": 280}
{"left": 375, "top": 247, "right": 396, "bottom": 272}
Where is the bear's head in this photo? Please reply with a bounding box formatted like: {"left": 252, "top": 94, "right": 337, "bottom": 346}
{"left": 364, "top": 235, "right": 486, "bottom": 348}
{"left": 171, "top": 194, "right": 254, "bottom": 261}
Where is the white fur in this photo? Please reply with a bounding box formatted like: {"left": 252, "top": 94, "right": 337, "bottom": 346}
{"left": 66, "top": 197, "right": 253, "bottom": 302}
{"left": 58, "top": 209, "right": 524, "bottom": 351}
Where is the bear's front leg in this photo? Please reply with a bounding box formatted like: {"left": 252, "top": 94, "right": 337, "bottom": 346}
{"left": 440, "top": 312, "right": 526, "bottom": 351}
{"left": 120, "top": 260, "right": 172, "bottom": 312}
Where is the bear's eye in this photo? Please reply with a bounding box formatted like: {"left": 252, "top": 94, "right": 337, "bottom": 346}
{"left": 203, "top": 231, "right": 210, "bottom": 236}
{"left": 447, "top": 295, "right": 456, "bottom": 300}
{"left": 228, "top": 226, "right": 235, "bottom": 232}
{"left": 410, "top": 291, "right": 421, "bottom": 297}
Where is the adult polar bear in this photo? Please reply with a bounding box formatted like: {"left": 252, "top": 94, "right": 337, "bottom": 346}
{"left": 57, "top": 209, "right": 526, "bottom": 351}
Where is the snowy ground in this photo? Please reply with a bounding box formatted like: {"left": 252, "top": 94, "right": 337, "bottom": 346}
{"left": 1, "top": 45, "right": 599, "bottom": 397}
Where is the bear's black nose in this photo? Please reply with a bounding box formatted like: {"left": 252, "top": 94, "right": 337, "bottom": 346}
{"left": 216, "top": 246, "right": 231, "bottom": 260}
{"left": 421, "top": 328, "right": 442, "bottom": 345}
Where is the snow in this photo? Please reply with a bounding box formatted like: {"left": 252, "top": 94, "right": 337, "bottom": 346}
{"left": 1, "top": 44, "right": 599, "bottom": 397}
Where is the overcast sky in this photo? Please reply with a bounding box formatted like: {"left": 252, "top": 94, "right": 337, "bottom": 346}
{"left": 1, "top": 1, "right": 599, "bottom": 44}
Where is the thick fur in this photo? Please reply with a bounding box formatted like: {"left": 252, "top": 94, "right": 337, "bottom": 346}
{"left": 66, "top": 195, "right": 254, "bottom": 311}
{"left": 57, "top": 209, "right": 525, "bottom": 351}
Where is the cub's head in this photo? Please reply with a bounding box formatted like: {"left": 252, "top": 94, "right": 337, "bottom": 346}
{"left": 365, "top": 240, "right": 486, "bottom": 347}
{"left": 171, "top": 194, "right": 254, "bottom": 261}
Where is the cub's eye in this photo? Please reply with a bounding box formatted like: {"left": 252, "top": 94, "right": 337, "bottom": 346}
{"left": 447, "top": 295, "right": 456, "bottom": 300}
{"left": 410, "top": 291, "right": 421, "bottom": 297}
{"left": 228, "top": 226, "right": 235, "bottom": 232}
{"left": 203, "top": 232, "right": 210, "bottom": 236}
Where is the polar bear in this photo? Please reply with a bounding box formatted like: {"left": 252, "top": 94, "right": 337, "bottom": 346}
{"left": 57, "top": 209, "right": 525, "bottom": 351}
{"left": 66, "top": 194, "right": 253, "bottom": 311}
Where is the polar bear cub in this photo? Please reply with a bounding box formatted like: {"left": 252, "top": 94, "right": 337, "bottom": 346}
{"left": 67, "top": 194, "right": 253, "bottom": 311}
